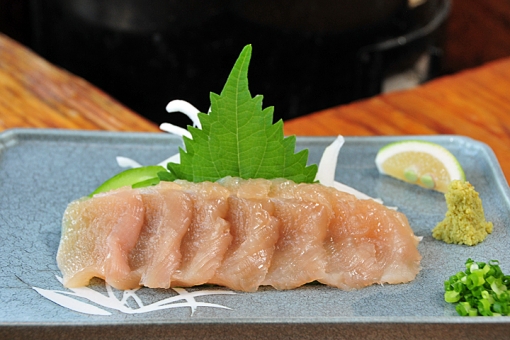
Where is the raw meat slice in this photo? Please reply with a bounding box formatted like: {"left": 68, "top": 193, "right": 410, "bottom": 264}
{"left": 57, "top": 188, "right": 145, "bottom": 290}
{"left": 210, "top": 178, "right": 280, "bottom": 292}
{"left": 57, "top": 178, "right": 422, "bottom": 292}
{"left": 130, "top": 182, "right": 193, "bottom": 288}
{"left": 262, "top": 181, "right": 332, "bottom": 289}
{"left": 319, "top": 188, "right": 422, "bottom": 290}
{"left": 171, "top": 181, "right": 232, "bottom": 287}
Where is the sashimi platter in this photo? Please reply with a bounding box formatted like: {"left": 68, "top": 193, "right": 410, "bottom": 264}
{"left": 1, "top": 45, "right": 509, "bottom": 339}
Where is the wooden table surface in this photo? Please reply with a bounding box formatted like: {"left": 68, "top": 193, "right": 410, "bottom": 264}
{"left": 1, "top": 32, "right": 510, "bottom": 181}
{"left": 0, "top": 33, "right": 160, "bottom": 132}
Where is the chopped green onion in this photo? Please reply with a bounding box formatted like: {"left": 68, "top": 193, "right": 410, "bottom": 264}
{"left": 466, "top": 270, "right": 484, "bottom": 289}
{"left": 445, "top": 290, "right": 460, "bottom": 303}
{"left": 444, "top": 258, "right": 510, "bottom": 316}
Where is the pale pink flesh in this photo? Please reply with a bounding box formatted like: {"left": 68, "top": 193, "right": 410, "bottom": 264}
{"left": 261, "top": 199, "right": 331, "bottom": 289}
{"left": 210, "top": 196, "right": 280, "bottom": 292}
{"left": 171, "top": 181, "right": 232, "bottom": 287}
{"left": 210, "top": 178, "right": 279, "bottom": 292}
{"left": 319, "top": 189, "right": 422, "bottom": 289}
{"left": 131, "top": 182, "right": 193, "bottom": 289}
{"left": 57, "top": 188, "right": 145, "bottom": 290}
{"left": 262, "top": 182, "right": 332, "bottom": 289}
{"left": 58, "top": 178, "right": 422, "bottom": 292}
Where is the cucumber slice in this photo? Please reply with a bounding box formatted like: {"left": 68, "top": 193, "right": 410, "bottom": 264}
{"left": 89, "top": 165, "right": 167, "bottom": 196}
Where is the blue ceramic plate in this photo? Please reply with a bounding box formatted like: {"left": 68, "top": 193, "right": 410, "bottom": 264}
{"left": 1, "top": 129, "right": 509, "bottom": 339}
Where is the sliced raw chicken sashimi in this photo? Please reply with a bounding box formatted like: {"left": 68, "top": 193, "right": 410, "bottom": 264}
{"left": 211, "top": 178, "right": 280, "bottom": 292}
{"left": 319, "top": 188, "right": 422, "bottom": 290}
{"left": 57, "top": 178, "right": 422, "bottom": 292}
{"left": 130, "top": 182, "right": 193, "bottom": 288}
{"left": 261, "top": 180, "right": 333, "bottom": 289}
{"left": 57, "top": 188, "right": 145, "bottom": 290}
{"left": 171, "top": 181, "right": 232, "bottom": 287}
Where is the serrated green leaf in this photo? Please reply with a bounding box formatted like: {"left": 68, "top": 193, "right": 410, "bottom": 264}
{"left": 167, "top": 44, "right": 317, "bottom": 183}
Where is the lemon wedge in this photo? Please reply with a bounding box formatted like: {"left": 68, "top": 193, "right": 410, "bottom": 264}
{"left": 375, "top": 140, "right": 465, "bottom": 193}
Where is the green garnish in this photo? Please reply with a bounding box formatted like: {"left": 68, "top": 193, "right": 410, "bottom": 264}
{"left": 91, "top": 45, "right": 317, "bottom": 196}
{"left": 444, "top": 258, "right": 509, "bottom": 316}
{"left": 89, "top": 165, "right": 166, "bottom": 197}
{"left": 167, "top": 44, "right": 317, "bottom": 183}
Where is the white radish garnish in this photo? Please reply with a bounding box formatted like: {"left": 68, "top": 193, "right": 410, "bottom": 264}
{"left": 315, "top": 135, "right": 345, "bottom": 187}
{"left": 315, "top": 135, "right": 382, "bottom": 203}
{"left": 165, "top": 99, "right": 201, "bottom": 128}
{"left": 159, "top": 123, "right": 192, "bottom": 139}
{"left": 116, "top": 156, "right": 143, "bottom": 169}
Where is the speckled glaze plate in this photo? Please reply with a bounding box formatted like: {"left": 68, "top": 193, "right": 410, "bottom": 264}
{"left": 1, "top": 129, "right": 509, "bottom": 339}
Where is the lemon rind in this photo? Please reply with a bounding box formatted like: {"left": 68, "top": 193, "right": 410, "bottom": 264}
{"left": 375, "top": 140, "right": 465, "bottom": 182}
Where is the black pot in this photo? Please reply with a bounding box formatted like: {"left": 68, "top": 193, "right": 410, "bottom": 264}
{"left": 28, "top": 0, "right": 449, "bottom": 126}
{"left": 230, "top": 0, "right": 405, "bottom": 35}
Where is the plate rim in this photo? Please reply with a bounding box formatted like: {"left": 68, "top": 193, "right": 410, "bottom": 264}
{"left": 1, "top": 128, "right": 509, "bottom": 332}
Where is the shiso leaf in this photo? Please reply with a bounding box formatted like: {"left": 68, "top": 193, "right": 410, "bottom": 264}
{"left": 167, "top": 45, "right": 317, "bottom": 183}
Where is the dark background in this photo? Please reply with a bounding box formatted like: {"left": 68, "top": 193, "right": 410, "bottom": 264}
{"left": 1, "top": 1, "right": 510, "bottom": 127}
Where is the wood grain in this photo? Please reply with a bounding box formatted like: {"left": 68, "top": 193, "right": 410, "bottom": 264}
{"left": 443, "top": 0, "right": 510, "bottom": 74}
{"left": 284, "top": 57, "right": 510, "bottom": 181}
{"left": 0, "top": 33, "right": 160, "bottom": 132}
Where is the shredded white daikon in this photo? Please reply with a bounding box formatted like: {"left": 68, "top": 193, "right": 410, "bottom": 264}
{"left": 314, "top": 135, "right": 382, "bottom": 203}
{"left": 315, "top": 135, "right": 345, "bottom": 187}
{"left": 165, "top": 99, "right": 201, "bottom": 128}
{"left": 159, "top": 123, "right": 191, "bottom": 139}
{"left": 116, "top": 156, "right": 143, "bottom": 169}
